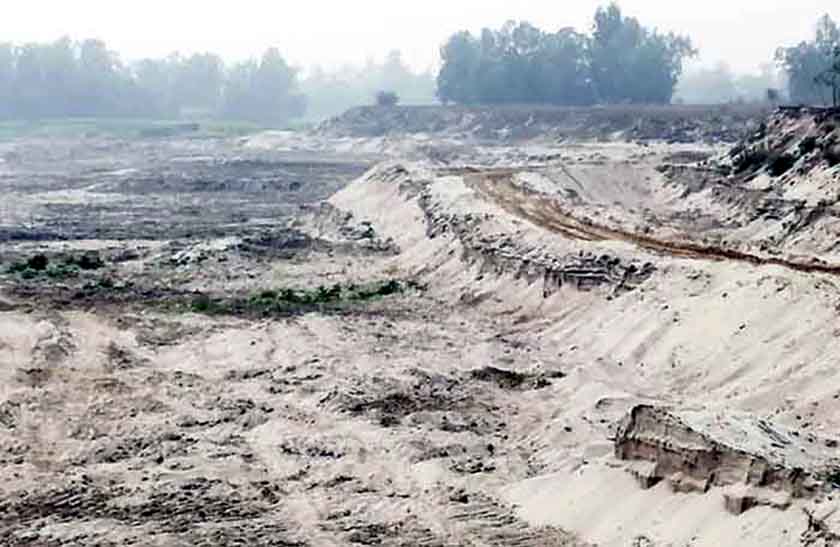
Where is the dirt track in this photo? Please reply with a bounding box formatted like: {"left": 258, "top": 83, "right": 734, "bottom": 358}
{"left": 468, "top": 169, "right": 840, "bottom": 276}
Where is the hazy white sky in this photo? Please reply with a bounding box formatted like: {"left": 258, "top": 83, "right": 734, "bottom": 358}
{"left": 2, "top": 1, "right": 838, "bottom": 73}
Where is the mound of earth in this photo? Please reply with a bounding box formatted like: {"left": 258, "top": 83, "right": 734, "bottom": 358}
{"left": 654, "top": 106, "right": 840, "bottom": 264}
{"left": 729, "top": 106, "right": 840, "bottom": 179}
{"left": 318, "top": 104, "right": 768, "bottom": 143}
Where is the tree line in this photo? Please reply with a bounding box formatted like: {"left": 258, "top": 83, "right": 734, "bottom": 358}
{"left": 301, "top": 51, "right": 436, "bottom": 121}
{"left": 0, "top": 38, "right": 438, "bottom": 124}
{"left": 437, "top": 3, "right": 696, "bottom": 106}
{"left": 0, "top": 39, "right": 309, "bottom": 123}
{"left": 2, "top": 6, "right": 840, "bottom": 125}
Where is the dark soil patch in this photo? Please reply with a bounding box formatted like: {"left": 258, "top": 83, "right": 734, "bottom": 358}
{"left": 330, "top": 370, "right": 504, "bottom": 432}
{"left": 234, "top": 230, "right": 321, "bottom": 259}
{"left": 1, "top": 136, "right": 369, "bottom": 243}
{"left": 469, "top": 366, "right": 563, "bottom": 391}
{"left": 334, "top": 370, "right": 474, "bottom": 427}
{"left": 0, "top": 478, "right": 306, "bottom": 545}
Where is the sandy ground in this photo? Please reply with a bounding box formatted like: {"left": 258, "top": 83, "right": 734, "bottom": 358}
{"left": 2, "top": 110, "right": 840, "bottom": 546}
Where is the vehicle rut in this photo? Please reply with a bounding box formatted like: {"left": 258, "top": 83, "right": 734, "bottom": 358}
{"left": 466, "top": 170, "right": 840, "bottom": 277}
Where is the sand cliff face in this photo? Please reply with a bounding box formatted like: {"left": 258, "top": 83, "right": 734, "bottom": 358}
{"left": 615, "top": 405, "right": 840, "bottom": 514}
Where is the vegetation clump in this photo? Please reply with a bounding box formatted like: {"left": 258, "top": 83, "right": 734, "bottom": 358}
{"left": 777, "top": 15, "right": 840, "bottom": 106}
{"left": 825, "top": 469, "right": 840, "bottom": 488}
{"left": 437, "top": 3, "right": 695, "bottom": 106}
{"left": 188, "top": 279, "right": 419, "bottom": 317}
{"left": 6, "top": 251, "right": 105, "bottom": 281}
{"left": 0, "top": 41, "right": 305, "bottom": 124}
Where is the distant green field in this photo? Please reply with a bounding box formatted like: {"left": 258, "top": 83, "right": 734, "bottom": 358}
{"left": 0, "top": 118, "right": 311, "bottom": 140}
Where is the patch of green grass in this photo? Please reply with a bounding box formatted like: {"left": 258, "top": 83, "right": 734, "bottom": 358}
{"left": 90, "top": 276, "right": 115, "bottom": 290}
{"left": 187, "top": 279, "right": 420, "bottom": 317}
{"left": 190, "top": 294, "right": 221, "bottom": 314}
{"left": 45, "top": 263, "right": 81, "bottom": 280}
{"left": 6, "top": 252, "right": 104, "bottom": 281}
{"left": 8, "top": 262, "right": 80, "bottom": 280}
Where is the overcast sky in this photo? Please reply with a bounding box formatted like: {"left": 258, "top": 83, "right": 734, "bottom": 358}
{"left": 2, "top": 1, "right": 837, "bottom": 73}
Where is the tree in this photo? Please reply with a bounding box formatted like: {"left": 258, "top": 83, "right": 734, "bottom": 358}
{"left": 133, "top": 57, "right": 180, "bottom": 117}
{"left": 253, "top": 48, "right": 306, "bottom": 122}
{"left": 589, "top": 4, "right": 640, "bottom": 103}
{"left": 0, "top": 43, "right": 14, "bottom": 117}
{"left": 77, "top": 39, "right": 126, "bottom": 116}
{"left": 675, "top": 62, "right": 785, "bottom": 105}
{"left": 437, "top": 31, "right": 482, "bottom": 104}
{"left": 174, "top": 53, "right": 224, "bottom": 112}
{"left": 0, "top": 37, "right": 310, "bottom": 123}
{"left": 375, "top": 90, "right": 399, "bottom": 106}
{"left": 735, "top": 63, "right": 784, "bottom": 103}
{"left": 536, "top": 28, "right": 594, "bottom": 105}
{"left": 15, "top": 43, "right": 52, "bottom": 117}
{"left": 378, "top": 50, "right": 436, "bottom": 105}
{"left": 221, "top": 48, "right": 306, "bottom": 124}
{"left": 221, "top": 59, "right": 258, "bottom": 119}
{"left": 590, "top": 3, "right": 695, "bottom": 104}
{"left": 437, "top": 22, "right": 594, "bottom": 105}
{"left": 381, "top": 51, "right": 410, "bottom": 93}
{"left": 299, "top": 65, "right": 365, "bottom": 121}
{"left": 436, "top": 4, "right": 694, "bottom": 106}
{"left": 815, "top": 47, "right": 840, "bottom": 107}
{"left": 777, "top": 15, "right": 840, "bottom": 105}
{"left": 0, "top": 37, "right": 312, "bottom": 123}
{"left": 301, "top": 54, "right": 436, "bottom": 121}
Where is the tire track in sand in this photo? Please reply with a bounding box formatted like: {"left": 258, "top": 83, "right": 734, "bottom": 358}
{"left": 465, "top": 169, "right": 840, "bottom": 277}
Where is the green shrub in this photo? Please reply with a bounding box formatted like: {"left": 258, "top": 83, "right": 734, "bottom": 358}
{"left": 7, "top": 252, "right": 104, "bottom": 280}
{"left": 186, "top": 279, "right": 416, "bottom": 317}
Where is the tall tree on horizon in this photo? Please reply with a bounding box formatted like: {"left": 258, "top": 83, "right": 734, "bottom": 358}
{"left": 777, "top": 14, "right": 840, "bottom": 105}
{"left": 436, "top": 3, "right": 695, "bottom": 106}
